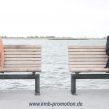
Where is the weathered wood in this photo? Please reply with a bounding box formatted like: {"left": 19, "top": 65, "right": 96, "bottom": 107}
{"left": 69, "top": 58, "right": 107, "bottom": 62}
{"left": 0, "top": 68, "right": 41, "bottom": 72}
{"left": 5, "top": 65, "right": 40, "bottom": 68}
{"left": 69, "top": 52, "right": 106, "bottom": 55}
{"left": 5, "top": 52, "right": 41, "bottom": 55}
{"left": 4, "top": 49, "right": 41, "bottom": 52}
{"left": 5, "top": 55, "right": 41, "bottom": 58}
{"left": 69, "top": 64, "right": 105, "bottom": 68}
{"left": 4, "top": 61, "right": 41, "bottom": 65}
{"left": 5, "top": 45, "right": 41, "bottom": 49}
{"left": 5, "top": 58, "right": 41, "bottom": 61}
{"left": 69, "top": 61, "right": 106, "bottom": 65}
{"left": 69, "top": 68, "right": 109, "bottom": 72}
{"left": 68, "top": 49, "right": 105, "bottom": 52}
{"left": 69, "top": 55, "right": 107, "bottom": 58}
{"left": 68, "top": 46, "right": 106, "bottom": 49}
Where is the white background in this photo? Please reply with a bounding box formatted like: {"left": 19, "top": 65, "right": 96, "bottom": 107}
{"left": 0, "top": 0, "right": 109, "bottom": 38}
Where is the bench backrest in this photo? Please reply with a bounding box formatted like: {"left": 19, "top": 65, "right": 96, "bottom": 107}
{"left": 3, "top": 45, "right": 41, "bottom": 72}
{"left": 68, "top": 46, "right": 108, "bottom": 72}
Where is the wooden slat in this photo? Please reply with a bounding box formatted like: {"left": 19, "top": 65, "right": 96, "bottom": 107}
{"left": 4, "top": 65, "right": 40, "bottom": 67}
{"left": 69, "top": 65, "right": 105, "bottom": 68}
{"left": 5, "top": 61, "right": 41, "bottom": 65}
{"left": 0, "top": 68, "right": 41, "bottom": 72}
{"left": 5, "top": 58, "right": 41, "bottom": 61}
{"left": 68, "top": 46, "right": 106, "bottom": 49}
{"left": 4, "top": 49, "right": 41, "bottom": 52}
{"left": 69, "top": 55, "right": 107, "bottom": 58}
{"left": 5, "top": 52, "right": 41, "bottom": 55}
{"left": 69, "top": 68, "right": 109, "bottom": 72}
{"left": 5, "top": 55, "right": 41, "bottom": 58}
{"left": 69, "top": 61, "right": 106, "bottom": 65}
{"left": 69, "top": 58, "right": 107, "bottom": 62}
{"left": 5, "top": 45, "right": 41, "bottom": 49}
{"left": 68, "top": 52, "right": 106, "bottom": 55}
{"left": 68, "top": 49, "right": 105, "bottom": 52}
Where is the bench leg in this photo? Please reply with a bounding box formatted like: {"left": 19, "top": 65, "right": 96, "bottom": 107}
{"left": 35, "top": 74, "right": 40, "bottom": 95}
{"left": 71, "top": 74, "right": 76, "bottom": 95}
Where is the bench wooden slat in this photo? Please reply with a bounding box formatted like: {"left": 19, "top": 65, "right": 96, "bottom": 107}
{"left": 5, "top": 58, "right": 41, "bottom": 61}
{"left": 69, "top": 58, "right": 107, "bottom": 62}
{"left": 68, "top": 46, "right": 106, "bottom": 49}
{"left": 69, "top": 52, "right": 106, "bottom": 55}
{"left": 69, "top": 61, "right": 106, "bottom": 65}
{"left": 5, "top": 61, "right": 41, "bottom": 65}
{"left": 4, "top": 49, "right": 41, "bottom": 52}
{"left": 68, "top": 49, "right": 106, "bottom": 52}
{"left": 5, "top": 65, "right": 40, "bottom": 67}
{"left": 0, "top": 68, "right": 41, "bottom": 72}
{"left": 5, "top": 45, "right": 41, "bottom": 49}
{"left": 5, "top": 55, "right": 41, "bottom": 58}
{"left": 69, "top": 68, "right": 109, "bottom": 72}
{"left": 5, "top": 52, "right": 41, "bottom": 55}
{"left": 69, "top": 55, "right": 107, "bottom": 58}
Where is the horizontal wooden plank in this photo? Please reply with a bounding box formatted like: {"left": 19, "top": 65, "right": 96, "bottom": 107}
{"left": 5, "top": 58, "right": 41, "bottom": 61}
{"left": 69, "top": 58, "right": 107, "bottom": 62}
{"left": 69, "top": 55, "right": 108, "bottom": 58}
{"left": 5, "top": 55, "right": 41, "bottom": 58}
{"left": 4, "top": 65, "right": 41, "bottom": 68}
{"left": 5, "top": 45, "right": 41, "bottom": 49}
{"left": 69, "top": 68, "right": 109, "bottom": 72}
{"left": 69, "top": 61, "right": 107, "bottom": 65}
{"left": 0, "top": 68, "right": 41, "bottom": 72}
{"left": 4, "top": 61, "right": 41, "bottom": 65}
{"left": 68, "top": 52, "right": 106, "bottom": 55}
{"left": 68, "top": 46, "right": 106, "bottom": 49}
{"left": 69, "top": 65, "right": 105, "bottom": 68}
{"left": 4, "top": 52, "right": 41, "bottom": 55}
{"left": 68, "top": 49, "right": 105, "bottom": 52}
{"left": 4, "top": 49, "right": 41, "bottom": 52}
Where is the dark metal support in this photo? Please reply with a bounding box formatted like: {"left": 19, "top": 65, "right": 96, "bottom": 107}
{"left": 0, "top": 74, "right": 40, "bottom": 94}
{"left": 35, "top": 74, "right": 40, "bottom": 95}
{"left": 71, "top": 73, "right": 109, "bottom": 95}
{"left": 71, "top": 74, "right": 76, "bottom": 94}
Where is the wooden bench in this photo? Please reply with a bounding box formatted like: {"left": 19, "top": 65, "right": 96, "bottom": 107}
{"left": 0, "top": 45, "right": 41, "bottom": 94}
{"left": 68, "top": 45, "right": 109, "bottom": 94}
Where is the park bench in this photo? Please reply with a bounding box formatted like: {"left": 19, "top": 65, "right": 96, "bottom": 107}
{"left": 0, "top": 44, "right": 41, "bottom": 95}
{"left": 68, "top": 45, "right": 109, "bottom": 94}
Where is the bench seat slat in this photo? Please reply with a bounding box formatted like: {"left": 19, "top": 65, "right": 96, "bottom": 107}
{"left": 68, "top": 46, "right": 106, "bottom": 49}
{"left": 4, "top": 49, "right": 41, "bottom": 52}
{"left": 5, "top": 45, "right": 41, "bottom": 49}
{"left": 0, "top": 68, "right": 41, "bottom": 72}
{"left": 5, "top": 61, "right": 41, "bottom": 65}
{"left": 69, "top": 61, "right": 107, "bottom": 65}
{"left": 68, "top": 49, "right": 106, "bottom": 52}
{"left": 5, "top": 55, "right": 41, "bottom": 58}
{"left": 69, "top": 52, "right": 106, "bottom": 55}
{"left": 5, "top": 52, "right": 41, "bottom": 55}
{"left": 5, "top": 58, "right": 41, "bottom": 61}
{"left": 69, "top": 58, "right": 107, "bottom": 62}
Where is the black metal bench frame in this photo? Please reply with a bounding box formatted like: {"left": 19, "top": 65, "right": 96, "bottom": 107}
{"left": 71, "top": 73, "right": 109, "bottom": 94}
{"left": 0, "top": 73, "right": 40, "bottom": 95}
